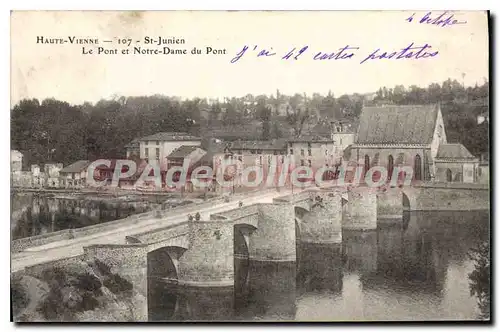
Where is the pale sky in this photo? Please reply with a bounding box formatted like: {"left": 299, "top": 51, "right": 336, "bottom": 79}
{"left": 11, "top": 10, "right": 489, "bottom": 105}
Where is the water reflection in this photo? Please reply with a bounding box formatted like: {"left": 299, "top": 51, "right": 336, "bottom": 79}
{"left": 11, "top": 193, "right": 154, "bottom": 239}
{"left": 147, "top": 210, "right": 488, "bottom": 321}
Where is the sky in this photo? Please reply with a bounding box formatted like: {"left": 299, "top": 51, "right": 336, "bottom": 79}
{"left": 10, "top": 10, "right": 489, "bottom": 105}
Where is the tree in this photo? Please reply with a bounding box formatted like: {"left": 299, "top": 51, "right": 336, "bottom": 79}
{"left": 286, "top": 93, "right": 310, "bottom": 138}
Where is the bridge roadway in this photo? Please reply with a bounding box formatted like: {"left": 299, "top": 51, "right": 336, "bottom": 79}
{"left": 12, "top": 188, "right": 299, "bottom": 273}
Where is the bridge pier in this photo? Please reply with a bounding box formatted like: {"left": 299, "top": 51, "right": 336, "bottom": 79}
{"left": 176, "top": 221, "right": 234, "bottom": 287}
{"left": 300, "top": 192, "right": 342, "bottom": 244}
{"left": 377, "top": 188, "right": 403, "bottom": 219}
{"left": 343, "top": 188, "right": 377, "bottom": 230}
{"left": 248, "top": 203, "right": 296, "bottom": 262}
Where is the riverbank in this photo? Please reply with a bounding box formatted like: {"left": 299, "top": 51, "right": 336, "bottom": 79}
{"left": 11, "top": 257, "right": 145, "bottom": 322}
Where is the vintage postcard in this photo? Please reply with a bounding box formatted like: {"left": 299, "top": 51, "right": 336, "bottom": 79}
{"left": 10, "top": 10, "right": 490, "bottom": 322}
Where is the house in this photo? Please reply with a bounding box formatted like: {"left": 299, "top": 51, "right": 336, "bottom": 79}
{"left": 11, "top": 150, "right": 23, "bottom": 172}
{"left": 477, "top": 112, "right": 489, "bottom": 125}
{"left": 230, "top": 139, "right": 288, "bottom": 167}
{"left": 350, "top": 104, "right": 477, "bottom": 183}
{"left": 59, "top": 160, "right": 90, "bottom": 188}
{"left": 167, "top": 145, "right": 206, "bottom": 168}
{"left": 125, "top": 139, "right": 140, "bottom": 158}
{"left": 477, "top": 152, "right": 489, "bottom": 184}
{"left": 434, "top": 144, "right": 479, "bottom": 183}
{"left": 330, "top": 120, "right": 356, "bottom": 162}
{"left": 44, "top": 163, "right": 63, "bottom": 188}
{"left": 287, "top": 136, "right": 339, "bottom": 169}
{"left": 137, "top": 132, "right": 202, "bottom": 164}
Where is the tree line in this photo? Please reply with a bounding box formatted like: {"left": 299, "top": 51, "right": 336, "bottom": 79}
{"left": 11, "top": 78, "right": 489, "bottom": 168}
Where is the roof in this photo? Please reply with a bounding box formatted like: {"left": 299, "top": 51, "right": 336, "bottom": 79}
{"left": 436, "top": 143, "right": 477, "bottom": 160}
{"left": 288, "top": 135, "right": 335, "bottom": 143}
{"left": 60, "top": 160, "right": 90, "bottom": 173}
{"left": 230, "top": 139, "right": 287, "bottom": 151}
{"left": 124, "top": 139, "right": 139, "bottom": 149}
{"left": 138, "top": 132, "right": 201, "bottom": 142}
{"left": 356, "top": 104, "right": 439, "bottom": 144}
{"left": 168, "top": 145, "right": 203, "bottom": 159}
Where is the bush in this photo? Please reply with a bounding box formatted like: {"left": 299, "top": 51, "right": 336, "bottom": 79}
{"left": 103, "top": 274, "right": 133, "bottom": 294}
{"left": 76, "top": 273, "right": 102, "bottom": 294}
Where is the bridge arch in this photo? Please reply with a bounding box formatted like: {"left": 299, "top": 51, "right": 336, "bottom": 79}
{"left": 234, "top": 223, "right": 257, "bottom": 258}
{"left": 147, "top": 246, "right": 187, "bottom": 282}
{"left": 402, "top": 192, "right": 411, "bottom": 210}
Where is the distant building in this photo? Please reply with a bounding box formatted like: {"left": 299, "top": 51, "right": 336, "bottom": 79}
{"left": 59, "top": 160, "right": 90, "bottom": 188}
{"left": 477, "top": 152, "right": 489, "bottom": 184}
{"left": 167, "top": 145, "right": 206, "bottom": 168}
{"left": 125, "top": 139, "right": 140, "bottom": 158}
{"left": 434, "top": 144, "right": 479, "bottom": 183}
{"left": 136, "top": 132, "right": 202, "bottom": 164}
{"left": 330, "top": 121, "right": 356, "bottom": 162}
{"left": 230, "top": 139, "right": 288, "bottom": 167}
{"left": 477, "top": 112, "right": 489, "bottom": 125}
{"left": 44, "top": 163, "right": 63, "bottom": 188}
{"left": 11, "top": 150, "right": 23, "bottom": 172}
{"left": 287, "top": 136, "right": 338, "bottom": 169}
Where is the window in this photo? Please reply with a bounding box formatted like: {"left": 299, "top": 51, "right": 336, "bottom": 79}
{"left": 155, "top": 140, "right": 160, "bottom": 145}
{"left": 388, "top": 155, "right": 394, "bottom": 180}
{"left": 273, "top": 150, "right": 278, "bottom": 155}
{"left": 308, "top": 160, "right": 312, "bottom": 167}
{"left": 307, "top": 142, "right": 312, "bottom": 149}
{"left": 301, "top": 149, "right": 305, "bottom": 156}
{"left": 364, "top": 155, "right": 370, "bottom": 174}
{"left": 414, "top": 154, "right": 422, "bottom": 181}
{"left": 301, "top": 160, "right": 305, "bottom": 166}
{"left": 155, "top": 148, "right": 160, "bottom": 160}
{"left": 145, "top": 148, "right": 149, "bottom": 158}
{"left": 290, "top": 149, "right": 293, "bottom": 155}
{"left": 340, "top": 138, "right": 343, "bottom": 145}
{"left": 308, "top": 149, "right": 312, "bottom": 156}
{"left": 325, "top": 150, "right": 328, "bottom": 156}
{"left": 257, "top": 149, "right": 262, "bottom": 154}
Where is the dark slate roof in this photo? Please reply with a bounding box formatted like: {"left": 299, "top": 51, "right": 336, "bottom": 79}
{"left": 436, "top": 144, "right": 477, "bottom": 160}
{"left": 356, "top": 105, "right": 439, "bottom": 144}
{"left": 60, "top": 160, "right": 90, "bottom": 173}
{"left": 139, "top": 132, "right": 201, "bottom": 142}
{"left": 124, "top": 139, "right": 139, "bottom": 148}
{"left": 230, "top": 139, "right": 287, "bottom": 151}
{"left": 168, "top": 145, "right": 203, "bottom": 159}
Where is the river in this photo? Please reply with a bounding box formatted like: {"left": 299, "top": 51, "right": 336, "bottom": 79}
{"left": 148, "top": 210, "right": 489, "bottom": 321}
{"left": 10, "top": 192, "right": 189, "bottom": 240}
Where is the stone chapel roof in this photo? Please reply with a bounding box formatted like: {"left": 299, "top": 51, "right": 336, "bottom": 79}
{"left": 356, "top": 104, "right": 439, "bottom": 145}
{"left": 436, "top": 143, "right": 477, "bottom": 160}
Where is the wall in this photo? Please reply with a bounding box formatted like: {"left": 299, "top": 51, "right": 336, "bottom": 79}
{"left": 435, "top": 161, "right": 478, "bottom": 183}
{"left": 177, "top": 221, "right": 234, "bottom": 286}
{"left": 249, "top": 203, "right": 296, "bottom": 262}
{"left": 413, "top": 186, "right": 490, "bottom": 211}
{"left": 477, "top": 165, "right": 489, "bottom": 184}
